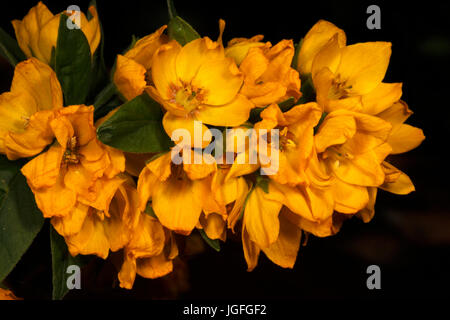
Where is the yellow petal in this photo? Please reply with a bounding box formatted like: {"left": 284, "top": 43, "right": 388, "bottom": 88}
{"left": 51, "top": 202, "right": 90, "bottom": 237}
{"left": 315, "top": 113, "right": 356, "bottom": 153}
{"left": 125, "top": 26, "right": 168, "bottom": 70}
{"left": 311, "top": 33, "right": 343, "bottom": 77}
{"left": 284, "top": 208, "right": 341, "bottom": 238}
{"left": 21, "top": 144, "right": 63, "bottom": 189}
{"left": 191, "top": 56, "right": 243, "bottom": 106}
{"left": 81, "top": 5, "right": 101, "bottom": 56}
{"left": 333, "top": 148, "right": 385, "bottom": 187}
{"left": 118, "top": 253, "right": 137, "bottom": 289}
{"left": 387, "top": 124, "right": 425, "bottom": 154}
{"left": 243, "top": 186, "right": 282, "bottom": 248}
{"left": 126, "top": 214, "right": 165, "bottom": 259}
{"left": 362, "top": 82, "right": 403, "bottom": 115}
{"left": 332, "top": 178, "right": 369, "bottom": 214}
{"left": 225, "top": 35, "right": 266, "bottom": 65}
{"left": 37, "top": 14, "right": 60, "bottom": 64}
{"left": 183, "top": 150, "right": 217, "bottom": 180}
{"left": 379, "top": 162, "right": 415, "bottom": 195}
{"left": 227, "top": 177, "right": 250, "bottom": 231}
{"left": 0, "top": 288, "right": 21, "bottom": 300}
{"left": 262, "top": 212, "right": 302, "bottom": 268}
{"left": 65, "top": 214, "right": 110, "bottom": 259}
{"left": 0, "top": 92, "right": 37, "bottom": 153}
{"left": 196, "top": 94, "right": 253, "bottom": 127}
{"left": 114, "top": 55, "right": 147, "bottom": 101}
{"left": 376, "top": 101, "right": 412, "bottom": 132}
{"left": 78, "top": 176, "right": 125, "bottom": 214}
{"left": 145, "top": 152, "right": 172, "bottom": 181}
{"left": 297, "top": 20, "right": 346, "bottom": 75}
{"left": 337, "top": 42, "right": 392, "bottom": 95}
{"left": 12, "top": 2, "right": 54, "bottom": 62}
{"left": 137, "top": 167, "right": 158, "bottom": 211}
{"left": 199, "top": 213, "right": 227, "bottom": 241}
{"left": 357, "top": 187, "right": 377, "bottom": 223}
{"left": 152, "top": 41, "right": 182, "bottom": 100}
{"left": 175, "top": 37, "right": 222, "bottom": 84}
{"left": 4, "top": 110, "right": 55, "bottom": 160}
{"left": 10, "top": 58, "right": 63, "bottom": 111}
{"left": 152, "top": 177, "right": 203, "bottom": 235}
{"left": 136, "top": 253, "right": 173, "bottom": 279}
{"left": 162, "top": 112, "right": 211, "bottom": 148}
{"left": 242, "top": 227, "right": 260, "bottom": 271}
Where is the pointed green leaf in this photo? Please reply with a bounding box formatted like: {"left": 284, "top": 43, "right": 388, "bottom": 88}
{"left": 97, "top": 93, "right": 173, "bottom": 153}
{"left": 0, "top": 27, "right": 26, "bottom": 67}
{"left": 199, "top": 229, "right": 221, "bottom": 252}
{"left": 0, "top": 156, "right": 44, "bottom": 283}
{"left": 55, "top": 14, "right": 92, "bottom": 105}
{"left": 256, "top": 175, "right": 270, "bottom": 194}
{"left": 168, "top": 16, "right": 200, "bottom": 46}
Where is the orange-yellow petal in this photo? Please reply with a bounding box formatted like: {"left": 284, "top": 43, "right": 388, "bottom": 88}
{"left": 262, "top": 212, "right": 302, "bottom": 268}
{"left": 297, "top": 20, "right": 346, "bottom": 75}
{"left": 114, "top": 54, "right": 147, "bottom": 101}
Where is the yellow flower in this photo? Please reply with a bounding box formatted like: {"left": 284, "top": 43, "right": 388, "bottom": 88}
{"left": 148, "top": 37, "right": 253, "bottom": 142}
{"left": 21, "top": 105, "right": 125, "bottom": 219}
{"left": 53, "top": 176, "right": 139, "bottom": 259}
{"left": 233, "top": 39, "right": 301, "bottom": 107}
{"left": 12, "top": 1, "right": 101, "bottom": 64}
{"left": 137, "top": 151, "right": 217, "bottom": 235}
{"left": 299, "top": 20, "right": 402, "bottom": 114}
{"left": 114, "top": 26, "right": 168, "bottom": 100}
{"left": 315, "top": 109, "right": 392, "bottom": 213}
{"left": 241, "top": 185, "right": 302, "bottom": 271}
{"left": 118, "top": 214, "right": 178, "bottom": 289}
{"left": 0, "top": 58, "right": 62, "bottom": 160}
{"left": 255, "top": 102, "right": 322, "bottom": 186}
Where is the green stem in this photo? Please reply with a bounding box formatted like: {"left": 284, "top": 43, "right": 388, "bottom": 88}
{"left": 94, "top": 82, "right": 117, "bottom": 111}
{"left": 167, "top": 0, "right": 178, "bottom": 20}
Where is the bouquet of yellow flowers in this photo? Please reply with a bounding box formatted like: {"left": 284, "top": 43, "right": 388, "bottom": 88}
{"left": 0, "top": 1, "right": 424, "bottom": 299}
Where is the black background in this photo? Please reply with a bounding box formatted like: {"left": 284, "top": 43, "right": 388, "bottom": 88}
{"left": 1, "top": 0, "right": 449, "bottom": 300}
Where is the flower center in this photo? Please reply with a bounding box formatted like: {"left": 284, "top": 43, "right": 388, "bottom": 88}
{"left": 170, "top": 82, "right": 206, "bottom": 114}
{"left": 171, "top": 162, "right": 187, "bottom": 181}
{"left": 63, "top": 136, "right": 79, "bottom": 165}
{"left": 329, "top": 75, "right": 352, "bottom": 99}
{"left": 279, "top": 127, "right": 296, "bottom": 151}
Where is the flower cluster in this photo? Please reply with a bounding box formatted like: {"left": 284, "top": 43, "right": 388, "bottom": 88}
{"left": 0, "top": 2, "right": 424, "bottom": 294}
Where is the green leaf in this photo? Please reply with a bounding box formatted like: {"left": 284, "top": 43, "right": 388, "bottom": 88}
{"left": 0, "top": 159, "right": 44, "bottom": 283}
{"left": 278, "top": 97, "right": 296, "bottom": 111}
{"left": 93, "top": 82, "right": 117, "bottom": 114}
{"left": 198, "top": 229, "right": 221, "bottom": 252}
{"left": 55, "top": 14, "right": 92, "bottom": 105}
{"left": 313, "top": 112, "right": 328, "bottom": 135}
{"left": 50, "top": 225, "right": 87, "bottom": 300}
{"left": 144, "top": 202, "right": 158, "bottom": 219}
{"left": 291, "top": 38, "right": 303, "bottom": 70}
{"left": 0, "top": 27, "right": 26, "bottom": 67}
{"left": 297, "top": 74, "right": 316, "bottom": 104}
{"left": 256, "top": 175, "right": 270, "bottom": 194}
{"left": 97, "top": 93, "right": 173, "bottom": 153}
{"left": 168, "top": 16, "right": 200, "bottom": 46}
